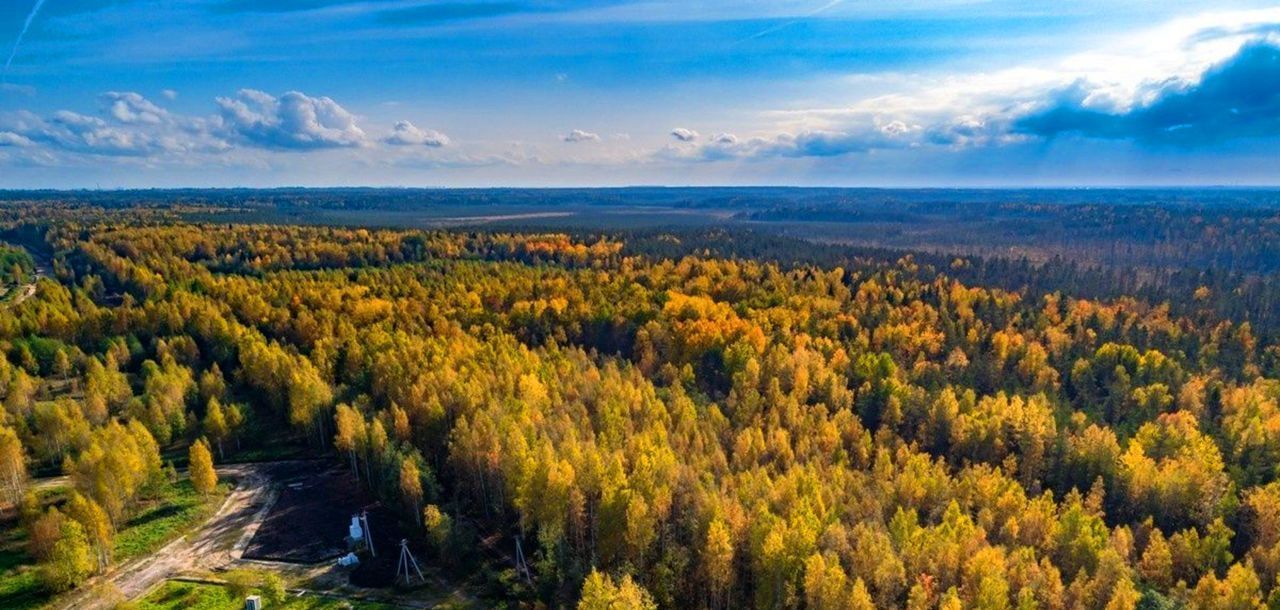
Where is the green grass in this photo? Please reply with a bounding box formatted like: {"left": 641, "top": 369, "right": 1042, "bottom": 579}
{"left": 137, "top": 581, "right": 402, "bottom": 610}
{"left": 0, "top": 478, "right": 226, "bottom": 610}
{"left": 0, "top": 483, "right": 60, "bottom": 610}
{"left": 0, "top": 514, "right": 46, "bottom": 610}
{"left": 114, "top": 479, "right": 227, "bottom": 563}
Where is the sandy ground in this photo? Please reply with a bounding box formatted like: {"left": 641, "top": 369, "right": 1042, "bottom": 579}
{"left": 47, "top": 460, "right": 475, "bottom": 609}
{"left": 50, "top": 462, "right": 275, "bottom": 609}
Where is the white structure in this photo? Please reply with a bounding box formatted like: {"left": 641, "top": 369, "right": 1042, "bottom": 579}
{"left": 348, "top": 515, "right": 364, "bottom": 541}
{"left": 245, "top": 595, "right": 262, "bottom": 610}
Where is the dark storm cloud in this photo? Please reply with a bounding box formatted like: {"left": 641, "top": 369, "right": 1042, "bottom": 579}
{"left": 1015, "top": 42, "right": 1280, "bottom": 146}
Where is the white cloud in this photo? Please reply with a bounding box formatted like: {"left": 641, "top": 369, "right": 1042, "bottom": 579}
{"left": 385, "top": 120, "right": 449, "bottom": 147}
{"left": 216, "top": 89, "right": 369, "bottom": 150}
{"left": 668, "top": 8, "right": 1280, "bottom": 161}
{"left": 561, "top": 129, "right": 600, "bottom": 143}
{"left": 0, "top": 132, "right": 34, "bottom": 147}
{"left": 670, "top": 127, "right": 699, "bottom": 142}
{"left": 104, "top": 92, "right": 170, "bottom": 125}
{"left": 0, "top": 93, "right": 229, "bottom": 158}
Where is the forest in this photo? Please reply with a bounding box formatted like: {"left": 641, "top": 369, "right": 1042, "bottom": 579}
{"left": 0, "top": 190, "right": 1279, "bottom": 609}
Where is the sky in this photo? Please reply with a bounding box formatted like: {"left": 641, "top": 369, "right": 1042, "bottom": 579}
{"left": 1, "top": 0, "right": 1280, "bottom": 188}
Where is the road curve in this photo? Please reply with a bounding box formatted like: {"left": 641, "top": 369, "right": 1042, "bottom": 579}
{"left": 50, "top": 462, "right": 277, "bottom": 610}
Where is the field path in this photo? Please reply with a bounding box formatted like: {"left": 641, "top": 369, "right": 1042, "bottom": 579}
{"left": 51, "top": 462, "right": 277, "bottom": 609}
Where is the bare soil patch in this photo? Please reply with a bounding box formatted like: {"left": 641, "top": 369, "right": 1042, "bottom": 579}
{"left": 348, "top": 504, "right": 418, "bottom": 589}
{"left": 242, "top": 465, "right": 389, "bottom": 564}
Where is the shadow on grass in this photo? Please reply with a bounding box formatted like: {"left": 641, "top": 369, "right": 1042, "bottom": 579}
{"left": 125, "top": 504, "right": 185, "bottom": 529}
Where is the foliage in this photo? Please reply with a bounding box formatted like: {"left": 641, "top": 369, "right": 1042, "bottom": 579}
{"left": 3, "top": 209, "right": 1280, "bottom": 608}
{"left": 189, "top": 439, "right": 218, "bottom": 498}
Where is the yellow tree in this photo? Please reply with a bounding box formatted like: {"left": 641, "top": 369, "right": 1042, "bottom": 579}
{"left": 189, "top": 438, "right": 218, "bottom": 498}
{"left": 203, "top": 398, "right": 229, "bottom": 460}
{"left": 704, "top": 519, "right": 734, "bottom": 609}
{"left": 803, "top": 553, "right": 852, "bottom": 610}
{"left": 66, "top": 492, "right": 113, "bottom": 571}
{"left": 65, "top": 420, "right": 162, "bottom": 526}
{"left": 0, "top": 424, "right": 26, "bottom": 505}
{"left": 27, "top": 507, "right": 65, "bottom": 561}
{"left": 1138, "top": 528, "right": 1173, "bottom": 589}
{"left": 39, "top": 518, "right": 94, "bottom": 592}
{"left": 333, "top": 404, "right": 367, "bottom": 480}
{"left": 578, "top": 570, "right": 657, "bottom": 610}
{"left": 399, "top": 457, "right": 423, "bottom": 517}
{"left": 423, "top": 504, "right": 452, "bottom": 557}
{"left": 225, "top": 404, "right": 245, "bottom": 451}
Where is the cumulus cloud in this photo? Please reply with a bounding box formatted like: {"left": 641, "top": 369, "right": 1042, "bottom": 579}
{"left": 562, "top": 129, "right": 600, "bottom": 143}
{"left": 385, "top": 120, "right": 449, "bottom": 147}
{"left": 0, "top": 93, "right": 228, "bottom": 157}
{"left": 679, "top": 8, "right": 1280, "bottom": 163}
{"left": 660, "top": 14, "right": 1280, "bottom": 165}
{"left": 38, "top": 110, "right": 172, "bottom": 156}
{"left": 0, "top": 87, "right": 481, "bottom": 177}
{"left": 759, "top": 125, "right": 916, "bottom": 157}
{"left": 666, "top": 120, "right": 923, "bottom": 162}
{"left": 103, "top": 92, "right": 170, "bottom": 125}
{"left": 216, "top": 89, "right": 369, "bottom": 150}
{"left": 670, "top": 127, "right": 699, "bottom": 142}
{"left": 1014, "top": 42, "right": 1280, "bottom": 146}
{"left": 0, "top": 131, "right": 34, "bottom": 147}
{"left": 0, "top": 89, "right": 386, "bottom": 160}
{"left": 0, "top": 86, "right": 470, "bottom": 174}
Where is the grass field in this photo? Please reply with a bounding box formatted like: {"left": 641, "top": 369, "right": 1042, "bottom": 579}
{"left": 137, "top": 581, "right": 402, "bottom": 610}
{"left": 115, "top": 479, "right": 227, "bottom": 563}
{"left": 0, "top": 534, "right": 42, "bottom": 610}
{"left": 0, "top": 478, "right": 227, "bottom": 610}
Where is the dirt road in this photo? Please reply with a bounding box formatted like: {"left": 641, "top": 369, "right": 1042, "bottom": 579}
{"left": 6, "top": 259, "right": 48, "bottom": 307}
{"left": 43, "top": 459, "right": 477, "bottom": 609}
{"left": 51, "top": 462, "right": 279, "bottom": 609}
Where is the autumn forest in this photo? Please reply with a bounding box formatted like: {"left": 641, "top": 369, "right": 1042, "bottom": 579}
{"left": 1, "top": 190, "right": 1280, "bottom": 610}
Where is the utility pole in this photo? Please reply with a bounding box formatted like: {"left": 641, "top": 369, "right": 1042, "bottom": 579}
{"left": 397, "top": 539, "right": 424, "bottom": 585}
{"left": 514, "top": 536, "right": 532, "bottom": 584}
{"left": 362, "top": 510, "right": 375, "bottom": 557}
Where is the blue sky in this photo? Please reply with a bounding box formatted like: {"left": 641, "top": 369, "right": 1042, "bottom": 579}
{"left": 1, "top": 0, "right": 1279, "bottom": 187}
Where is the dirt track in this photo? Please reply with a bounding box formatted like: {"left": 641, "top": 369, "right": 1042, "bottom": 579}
{"left": 43, "top": 459, "right": 477, "bottom": 609}
{"left": 6, "top": 258, "right": 48, "bottom": 308}
{"left": 51, "top": 462, "right": 280, "bottom": 609}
